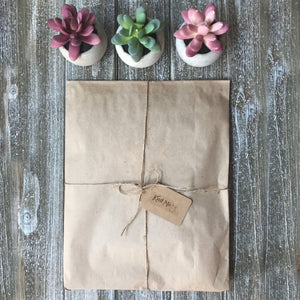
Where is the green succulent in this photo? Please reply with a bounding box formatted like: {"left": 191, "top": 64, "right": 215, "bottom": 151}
{"left": 111, "top": 7, "right": 165, "bottom": 62}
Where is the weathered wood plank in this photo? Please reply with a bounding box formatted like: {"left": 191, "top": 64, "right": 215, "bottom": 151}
{"left": 261, "top": 1, "right": 299, "bottom": 299}
{"left": 114, "top": 1, "right": 172, "bottom": 299}
{"left": 170, "top": 2, "right": 229, "bottom": 299}
{"left": 0, "top": 2, "right": 19, "bottom": 297}
{"left": 1, "top": 0, "right": 66, "bottom": 299}
{"left": 0, "top": 0, "right": 299, "bottom": 299}
{"left": 226, "top": 0, "right": 267, "bottom": 298}
{"left": 64, "top": 1, "right": 116, "bottom": 299}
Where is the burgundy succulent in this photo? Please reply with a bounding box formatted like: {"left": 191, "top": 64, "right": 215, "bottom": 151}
{"left": 48, "top": 4, "right": 101, "bottom": 61}
{"left": 174, "top": 4, "right": 229, "bottom": 57}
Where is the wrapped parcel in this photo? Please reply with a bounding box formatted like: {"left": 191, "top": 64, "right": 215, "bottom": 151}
{"left": 64, "top": 80, "right": 230, "bottom": 291}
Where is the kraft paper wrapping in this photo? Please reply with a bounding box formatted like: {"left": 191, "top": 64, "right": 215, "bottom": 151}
{"left": 64, "top": 80, "right": 230, "bottom": 291}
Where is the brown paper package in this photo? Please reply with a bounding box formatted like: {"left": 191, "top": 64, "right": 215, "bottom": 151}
{"left": 64, "top": 80, "right": 230, "bottom": 291}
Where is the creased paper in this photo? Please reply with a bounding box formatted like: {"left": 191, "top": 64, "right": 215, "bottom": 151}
{"left": 64, "top": 80, "right": 230, "bottom": 291}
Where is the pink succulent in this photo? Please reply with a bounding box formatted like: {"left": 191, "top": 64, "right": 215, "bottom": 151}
{"left": 48, "top": 4, "right": 101, "bottom": 61}
{"left": 174, "top": 4, "right": 229, "bottom": 57}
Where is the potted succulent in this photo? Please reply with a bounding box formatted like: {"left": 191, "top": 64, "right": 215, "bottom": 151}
{"left": 48, "top": 4, "right": 107, "bottom": 66}
{"left": 111, "top": 7, "right": 165, "bottom": 68}
{"left": 174, "top": 3, "right": 229, "bottom": 67}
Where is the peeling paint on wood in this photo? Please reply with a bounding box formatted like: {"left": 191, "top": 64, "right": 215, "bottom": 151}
{"left": 0, "top": 0, "right": 299, "bottom": 299}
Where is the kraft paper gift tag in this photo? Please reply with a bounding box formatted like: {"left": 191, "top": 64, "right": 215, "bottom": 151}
{"left": 64, "top": 80, "right": 230, "bottom": 291}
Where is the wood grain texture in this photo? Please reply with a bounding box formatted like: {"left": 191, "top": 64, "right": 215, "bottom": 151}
{"left": 0, "top": 0, "right": 299, "bottom": 299}
{"left": 1, "top": 0, "right": 66, "bottom": 299}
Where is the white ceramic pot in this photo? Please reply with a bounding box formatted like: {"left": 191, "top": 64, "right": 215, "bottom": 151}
{"left": 114, "top": 24, "right": 165, "bottom": 68}
{"left": 59, "top": 21, "right": 107, "bottom": 66}
{"left": 175, "top": 23, "right": 222, "bottom": 67}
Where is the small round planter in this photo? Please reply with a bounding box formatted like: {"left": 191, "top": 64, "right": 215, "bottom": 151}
{"left": 114, "top": 24, "right": 165, "bottom": 68}
{"left": 175, "top": 23, "right": 222, "bottom": 67}
{"left": 59, "top": 21, "right": 107, "bottom": 66}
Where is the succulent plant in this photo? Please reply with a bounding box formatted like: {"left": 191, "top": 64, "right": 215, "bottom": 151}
{"left": 111, "top": 7, "right": 164, "bottom": 62}
{"left": 48, "top": 4, "right": 101, "bottom": 61}
{"left": 174, "top": 4, "right": 229, "bottom": 57}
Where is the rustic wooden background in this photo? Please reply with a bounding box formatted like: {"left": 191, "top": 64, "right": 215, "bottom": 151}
{"left": 0, "top": 0, "right": 299, "bottom": 299}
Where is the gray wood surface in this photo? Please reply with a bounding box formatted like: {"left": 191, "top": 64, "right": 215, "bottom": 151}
{"left": 0, "top": 0, "right": 299, "bottom": 299}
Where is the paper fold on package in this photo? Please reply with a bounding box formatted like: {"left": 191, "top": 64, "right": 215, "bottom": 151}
{"left": 64, "top": 80, "right": 230, "bottom": 291}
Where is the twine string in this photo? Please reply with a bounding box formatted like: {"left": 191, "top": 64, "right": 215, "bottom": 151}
{"left": 118, "top": 180, "right": 228, "bottom": 235}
